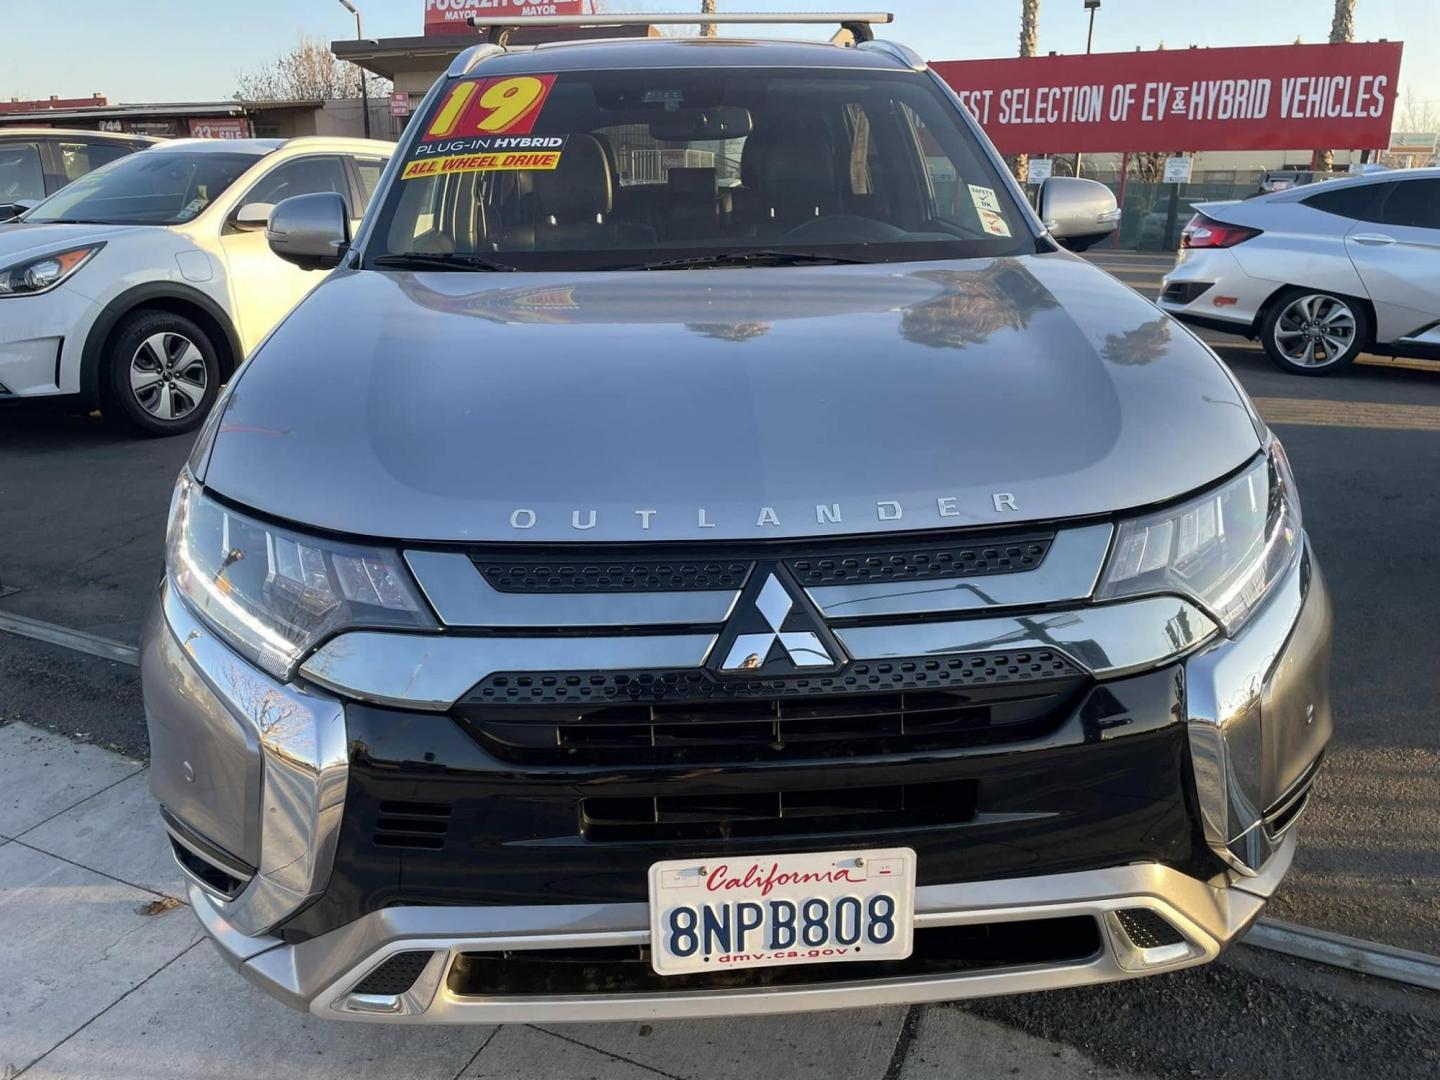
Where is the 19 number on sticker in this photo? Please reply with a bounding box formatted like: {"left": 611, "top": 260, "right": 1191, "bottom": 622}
{"left": 425, "top": 75, "right": 558, "bottom": 140}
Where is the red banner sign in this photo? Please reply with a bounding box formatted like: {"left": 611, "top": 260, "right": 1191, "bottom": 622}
{"left": 424, "top": 0, "right": 584, "bottom": 36}
{"left": 933, "top": 41, "right": 1403, "bottom": 155}
{"left": 187, "top": 118, "right": 250, "bottom": 139}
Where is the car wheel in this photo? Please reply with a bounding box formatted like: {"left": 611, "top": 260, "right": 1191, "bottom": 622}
{"left": 102, "top": 311, "right": 220, "bottom": 436}
{"left": 1260, "top": 289, "right": 1368, "bottom": 376}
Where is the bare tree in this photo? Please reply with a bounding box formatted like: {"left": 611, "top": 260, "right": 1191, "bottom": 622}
{"left": 700, "top": 0, "right": 718, "bottom": 38}
{"left": 1313, "top": 0, "right": 1356, "bottom": 171}
{"left": 1010, "top": 0, "right": 1040, "bottom": 183}
{"left": 236, "top": 34, "right": 389, "bottom": 101}
{"left": 1397, "top": 89, "right": 1440, "bottom": 134}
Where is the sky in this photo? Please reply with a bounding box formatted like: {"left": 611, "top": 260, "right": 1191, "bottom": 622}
{"left": 2, "top": 0, "right": 1436, "bottom": 112}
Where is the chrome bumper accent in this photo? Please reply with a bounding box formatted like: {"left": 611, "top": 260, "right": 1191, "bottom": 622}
{"left": 1186, "top": 540, "right": 1332, "bottom": 875}
{"left": 145, "top": 582, "right": 348, "bottom": 936}
{"left": 191, "top": 839, "right": 1292, "bottom": 1023}
{"left": 837, "top": 595, "right": 1217, "bottom": 678}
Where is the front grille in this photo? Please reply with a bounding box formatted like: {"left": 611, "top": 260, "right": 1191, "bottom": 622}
{"left": 458, "top": 656, "right": 1084, "bottom": 765}
{"left": 351, "top": 950, "right": 435, "bottom": 996}
{"left": 477, "top": 558, "right": 751, "bottom": 593}
{"left": 446, "top": 918, "right": 1102, "bottom": 996}
{"left": 1113, "top": 908, "right": 1186, "bottom": 949}
{"left": 581, "top": 779, "right": 976, "bottom": 842}
{"left": 373, "top": 801, "right": 452, "bottom": 850}
{"left": 785, "top": 533, "right": 1052, "bottom": 586}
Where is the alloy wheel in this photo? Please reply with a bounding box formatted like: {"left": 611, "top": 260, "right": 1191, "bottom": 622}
{"left": 129, "top": 332, "right": 209, "bottom": 421}
{"left": 1272, "top": 294, "right": 1356, "bottom": 368}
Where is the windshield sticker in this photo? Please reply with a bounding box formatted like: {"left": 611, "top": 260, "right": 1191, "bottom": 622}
{"left": 968, "top": 184, "right": 1002, "bottom": 214}
{"left": 402, "top": 135, "right": 567, "bottom": 180}
{"left": 978, "top": 209, "right": 1012, "bottom": 237}
{"left": 424, "top": 75, "right": 558, "bottom": 140}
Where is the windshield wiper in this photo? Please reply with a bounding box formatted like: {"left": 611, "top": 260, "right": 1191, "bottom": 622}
{"left": 371, "top": 252, "right": 518, "bottom": 273}
{"left": 611, "top": 250, "right": 880, "bottom": 272}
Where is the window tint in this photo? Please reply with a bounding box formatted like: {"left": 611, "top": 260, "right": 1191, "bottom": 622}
{"left": 25, "top": 151, "right": 255, "bottom": 225}
{"left": 242, "top": 155, "right": 350, "bottom": 211}
{"left": 1378, "top": 179, "right": 1440, "bottom": 230}
{"left": 56, "top": 140, "right": 137, "bottom": 183}
{"left": 353, "top": 156, "right": 388, "bottom": 213}
{"left": 0, "top": 141, "right": 45, "bottom": 203}
{"left": 1302, "top": 183, "right": 1380, "bottom": 221}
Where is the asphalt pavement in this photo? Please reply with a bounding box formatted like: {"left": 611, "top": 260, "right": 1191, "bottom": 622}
{"left": 1, "top": 250, "right": 1437, "bottom": 1075}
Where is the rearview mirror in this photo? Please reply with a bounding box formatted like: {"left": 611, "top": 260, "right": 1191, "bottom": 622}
{"left": 233, "top": 202, "right": 275, "bottom": 232}
{"left": 650, "top": 107, "right": 753, "bottom": 141}
{"left": 266, "top": 192, "right": 351, "bottom": 271}
{"left": 1038, "top": 177, "right": 1121, "bottom": 252}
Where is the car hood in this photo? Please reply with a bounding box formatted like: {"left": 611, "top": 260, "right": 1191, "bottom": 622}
{"left": 0, "top": 221, "right": 150, "bottom": 258}
{"left": 204, "top": 253, "right": 1264, "bottom": 543}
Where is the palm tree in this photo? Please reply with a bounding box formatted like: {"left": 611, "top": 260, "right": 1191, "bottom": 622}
{"left": 1012, "top": 0, "right": 1040, "bottom": 183}
{"left": 1315, "top": 0, "right": 1357, "bottom": 171}
{"left": 700, "top": 0, "right": 718, "bottom": 38}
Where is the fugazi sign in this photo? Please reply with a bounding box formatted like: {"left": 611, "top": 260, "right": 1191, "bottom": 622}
{"left": 933, "top": 41, "right": 1403, "bottom": 154}
{"left": 424, "top": 0, "right": 584, "bottom": 36}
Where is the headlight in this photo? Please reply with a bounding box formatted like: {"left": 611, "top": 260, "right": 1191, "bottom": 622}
{"left": 0, "top": 243, "right": 103, "bottom": 297}
{"left": 1097, "top": 443, "right": 1301, "bottom": 634}
{"left": 165, "top": 473, "right": 434, "bottom": 678}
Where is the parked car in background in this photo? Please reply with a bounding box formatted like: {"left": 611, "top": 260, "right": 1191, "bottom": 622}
{"left": 0, "top": 128, "right": 156, "bottom": 221}
{"left": 1252, "top": 167, "right": 1364, "bottom": 195}
{"left": 141, "top": 18, "right": 1329, "bottom": 1025}
{"left": 1160, "top": 168, "right": 1440, "bottom": 374}
{"left": 0, "top": 136, "right": 392, "bottom": 434}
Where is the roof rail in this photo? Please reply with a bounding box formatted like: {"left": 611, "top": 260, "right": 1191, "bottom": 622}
{"left": 468, "top": 12, "right": 895, "bottom": 48}
{"left": 446, "top": 42, "right": 507, "bottom": 77}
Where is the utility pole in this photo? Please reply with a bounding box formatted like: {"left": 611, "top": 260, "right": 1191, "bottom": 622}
{"left": 700, "top": 0, "right": 718, "bottom": 38}
{"left": 1074, "top": 0, "right": 1099, "bottom": 179}
{"left": 338, "top": 0, "right": 371, "bottom": 139}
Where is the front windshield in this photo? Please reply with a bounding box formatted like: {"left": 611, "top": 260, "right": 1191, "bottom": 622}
{"left": 372, "top": 66, "right": 1033, "bottom": 270}
{"left": 24, "top": 151, "right": 258, "bottom": 226}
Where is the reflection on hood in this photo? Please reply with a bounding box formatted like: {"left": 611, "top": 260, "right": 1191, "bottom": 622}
{"left": 1101, "top": 317, "right": 1171, "bottom": 366}
{"left": 900, "top": 258, "right": 1061, "bottom": 350}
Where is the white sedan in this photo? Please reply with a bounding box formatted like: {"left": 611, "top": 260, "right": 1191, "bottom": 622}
{"left": 1159, "top": 168, "right": 1440, "bottom": 375}
{"left": 0, "top": 136, "right": 392, "bottom": 434}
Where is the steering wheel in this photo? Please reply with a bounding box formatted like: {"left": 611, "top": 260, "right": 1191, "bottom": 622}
{"left": 783, "top": 214, "right": 908, "bottom": 243}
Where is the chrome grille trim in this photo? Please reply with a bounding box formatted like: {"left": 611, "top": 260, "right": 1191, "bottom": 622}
{"left": 405, "top": 550, "right": 742, "bottom": 628}
{"left": 806, "top": 524, "right": 1112, "bottom": 618}
{"left": 836, "top": 596, "right": 1218, "bottom": 679}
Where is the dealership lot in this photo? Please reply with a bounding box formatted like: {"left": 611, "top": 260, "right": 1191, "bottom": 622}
{"left": 1, "top": 250, "right": 1438, "bottom": 1077}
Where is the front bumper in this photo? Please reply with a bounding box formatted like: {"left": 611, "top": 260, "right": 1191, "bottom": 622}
{"left": 0, "top": 286, "right": 101, "bottom": 398}
{"left": 141, "top": 539, "right": 1331, "bottom": 1021}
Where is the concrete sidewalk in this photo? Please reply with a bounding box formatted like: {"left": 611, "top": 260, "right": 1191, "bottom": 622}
{"left": 0, "top": 721, "right": 1148, "bottom": 1080}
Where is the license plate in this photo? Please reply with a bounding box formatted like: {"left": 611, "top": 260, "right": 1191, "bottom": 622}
{"left": 647, "top": 848, "right": 916, "bottom": 976}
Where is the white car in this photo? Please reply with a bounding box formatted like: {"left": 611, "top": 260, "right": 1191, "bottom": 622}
{"left": 0, "top": 136, "right": 392, "bottom": 434}
{"left": 1159, "top": 167, "right": 1440, "bottom": 375}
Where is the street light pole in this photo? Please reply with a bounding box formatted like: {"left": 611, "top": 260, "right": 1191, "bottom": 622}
{"left": 1075, "top": 0, "right": 1099, "bottom": 179}
{"left": 338, "top": 0, "right": 371, "bottom": 139}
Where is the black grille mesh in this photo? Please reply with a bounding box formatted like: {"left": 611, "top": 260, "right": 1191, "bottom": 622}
{"left": 465, "top": 651, "right": 1081, "bottom": 706}
{"left": 351, "top": 951, "right": 435, "bottom": 996}
{"left": 1114, "top": 908, "right": 1186, "bottom": 949}
{"left": 478, "top": 559, "right": 751, "bottom": 593}
{"left": 787, "top": 536, "right": 1052, "bottom": 586}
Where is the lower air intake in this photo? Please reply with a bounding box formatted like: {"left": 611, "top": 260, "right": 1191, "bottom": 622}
{"left": 1113, "top": 908, "right": 1186, "bottom": 950}
{"left": 352, "top": 951, "right": 436, "bottom": 996}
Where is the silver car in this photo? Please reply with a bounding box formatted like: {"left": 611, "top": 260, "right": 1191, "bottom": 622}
{"left": 141, "top": 16, "right": 1331, "bottom": 1024}
{"left": 1159, "top": 168, "right": 1440, "bottom": 374}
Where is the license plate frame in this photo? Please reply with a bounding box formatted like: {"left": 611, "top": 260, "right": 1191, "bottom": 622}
{"left": 647, "top": 847, "right": 916, "bottom": 976}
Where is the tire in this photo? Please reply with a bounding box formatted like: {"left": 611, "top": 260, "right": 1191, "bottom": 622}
{"left": 1259, "top": 288, "right": 1369, "bottom": 376}
{"left": 101, "top": 310, "right": 221, "bottom": 437}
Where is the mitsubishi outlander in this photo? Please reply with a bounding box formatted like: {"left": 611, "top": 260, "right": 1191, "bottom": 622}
{"left": 141, "top": 12, "right": 1333, "bottom": 1023}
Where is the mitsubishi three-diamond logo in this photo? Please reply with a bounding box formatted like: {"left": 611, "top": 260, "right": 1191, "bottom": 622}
{"left": 715, "top": 569, "right": 838, "bottom": 674}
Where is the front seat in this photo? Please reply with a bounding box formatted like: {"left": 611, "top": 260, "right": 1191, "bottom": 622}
{"left": 733, "top": 127, "right": 840, "bottom": 236}
{"left": 500, "top": 133, "right": 655, "bottom": 251}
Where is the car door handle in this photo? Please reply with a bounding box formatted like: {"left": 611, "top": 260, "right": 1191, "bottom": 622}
{"left": 1351, "top": 233, "right": 1396, "bottom": 246}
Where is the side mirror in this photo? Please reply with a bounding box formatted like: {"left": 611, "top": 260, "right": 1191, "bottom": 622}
{"left": 0, "top": 199, "right": 39, "bottom": 223}
{"left": 1038, "top": 176, "right": 1121, "bottom": 252}
{"left": 266, "top": 192, "right": 351, "bottom": 271}
{"left": 232, "top": 202, "right": 275, "bottom": 232}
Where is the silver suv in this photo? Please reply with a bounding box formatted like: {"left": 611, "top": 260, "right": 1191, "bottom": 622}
{"left": 142, "top": 13, "right": 1332, "bottom": 1024}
